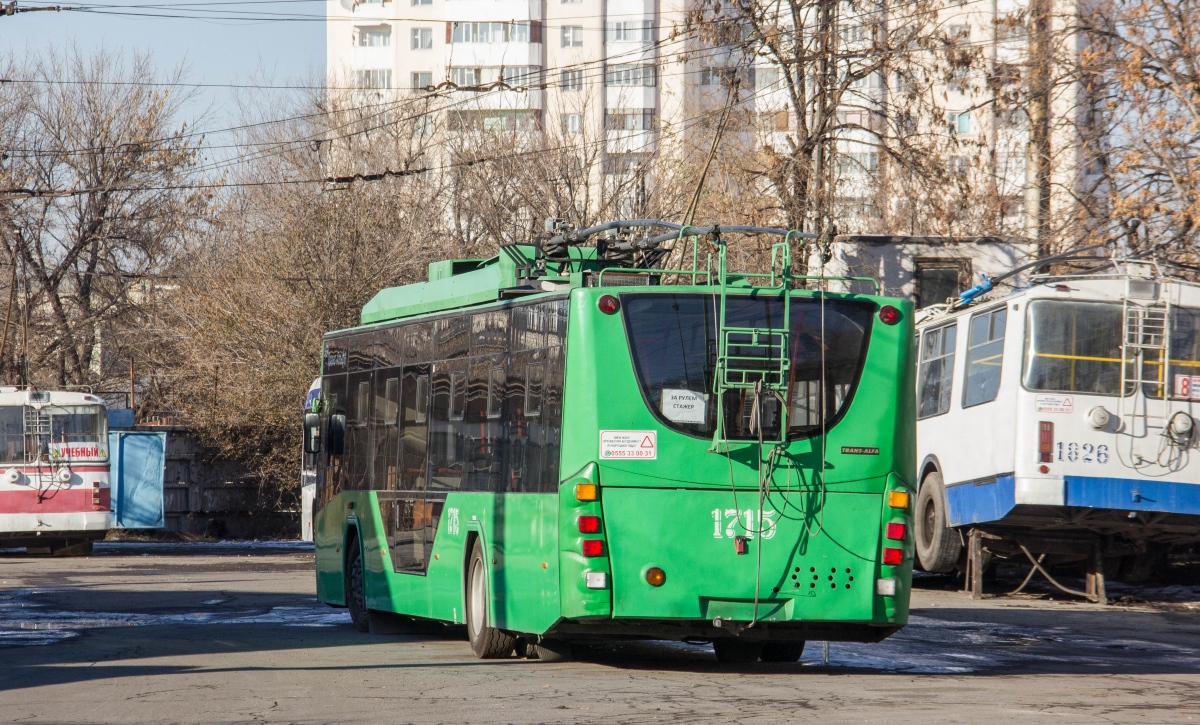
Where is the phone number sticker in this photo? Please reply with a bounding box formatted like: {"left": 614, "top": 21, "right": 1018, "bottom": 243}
{"left": 600, "top": 430, "right": 657, "bottom": 459}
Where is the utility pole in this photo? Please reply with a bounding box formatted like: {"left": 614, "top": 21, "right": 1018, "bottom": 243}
{"left": 1025, "top": 0, "right": 1053, "bottom": 264}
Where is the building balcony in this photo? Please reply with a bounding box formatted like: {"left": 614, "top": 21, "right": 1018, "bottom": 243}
{"left": 448, "top": 88, "right": 544, "bottom": 110}
{"left": 445, "top": 43, "right": 542, "bottom": 67}
{"left": 606, "top": 129, "right": 659, "bottom": 154}
{"left": 443, "top": 0, "right": 540, "bottom": 21}
{"left": 605, "top": 86, "right": 657, "bottom": 110}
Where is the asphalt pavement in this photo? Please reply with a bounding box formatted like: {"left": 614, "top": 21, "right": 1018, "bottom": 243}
{"left": 2, "top": 541, "right": 1199, "bottom": 724}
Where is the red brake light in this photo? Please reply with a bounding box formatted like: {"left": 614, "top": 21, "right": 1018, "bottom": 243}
{"left": 879, "top": 305, "right": 901, "bottom": 325}
{"left": 582, "top": 539, "right": 605, "bottom": 557}
{"left": 883, "top": 547, "right": 903, "bottom": 565}
{"left": 578, "top": 515, "right": 600, "bottom": 533}
{"left": 598, "top": 295, "right": 620, "bottom": 314}
{"left": 886, "top": 522, "right": 907, "bottom": 541}
{"left": 1038, "top": 421, "right": 1053, "bottom": 463}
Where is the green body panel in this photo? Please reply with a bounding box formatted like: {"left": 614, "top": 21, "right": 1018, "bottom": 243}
{"left": 316, "top": 277, "right": 917, "bottom": 640}
{"left": 314, "top": 489, "right": 562, "bottom": 633}
{"left": 602, "top": 487, "right": 883, "bottom": 621}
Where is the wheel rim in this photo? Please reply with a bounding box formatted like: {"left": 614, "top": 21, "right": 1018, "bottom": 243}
{"left": 468, "top": 557, "right": 485, "bottom": 639}
{"left": 920, "top": 497, "right": 937, "bottom": 549}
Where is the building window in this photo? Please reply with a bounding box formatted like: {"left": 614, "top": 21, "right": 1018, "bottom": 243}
{"left": 605, "top": 20, "right": 652, "bottom": 42}
{"left": 561, "top": 113, "right": 583, "bottom": 135}
{"left": 918, "top": 323, "right": 957, "bottom": 419}
{"left": 948, "top": 155, "right": 971, "bottom": 174}
{"left": 947, "top": 24, "right": 970, "bottom": 39}
{"left": 561, "top": 69, "right": 583, "bottom": 91}
{"left": 837, "top": 151, "right": 878, "bottom": 175}
{"left": 355, "top": 69, "right": 392, "bottom": 89}
{"left": 358, "top": 26, "right": 391, "bottom": 46}
{"left": 605, "top": 109, "right": 655, "bottom": 131}
{"left": 755, "top": 67, "right": 781, "bottom": 89}
{"left": 605, "top": 63, "right": 655, "bottom": 86}
{"left": 963, "top": 307, "right": 1007, "bottom": 407}
{"left": 451, "top": 21, "right": 529, "bottom": 43}
{"left": 412, "top": 27, "right": 433, "bottom": 49}
{"left": 561, "top": 25, "right": 584, "bottom": 47}
{"left": 449, "top": 66, "right": 539, "bottom": 88}
{"left": 411, "top": 0, "right": 431, "bottom": 5}
{"left": 411, "top": 71, "right": 432, "bottom": 89}
{"left": 949, "top": 111, "right": 971, "bottom": 134}
{"left": 914, "top": 259, "right": 970, "bottom": 309}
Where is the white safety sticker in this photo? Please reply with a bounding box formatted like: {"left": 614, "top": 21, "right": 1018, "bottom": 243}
{"left": 661, "top": 389, "right": 707, "bottom": 424}
{"left": 1175, "top": 374, "right": 1200, "bottom": 400}
{"left": 1035, "top": 394, "right": 1074, "bottom": 414}
{"left": 600, "top": 430, "right": 657, "bottom": 460}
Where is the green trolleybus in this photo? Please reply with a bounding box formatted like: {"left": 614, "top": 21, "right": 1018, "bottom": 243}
{"left": 306, "top": 220, "right": 916, "bottom": 663}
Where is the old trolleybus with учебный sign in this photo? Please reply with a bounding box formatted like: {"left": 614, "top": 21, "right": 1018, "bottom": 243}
{"left": 914, "top": 254, "right": 1200, "bottom": 599}
{"left": 305, "top": 219, "right": 916, "bottom": 663}
{"left": 0, "top": 387, "right": 111, "bottom": 554}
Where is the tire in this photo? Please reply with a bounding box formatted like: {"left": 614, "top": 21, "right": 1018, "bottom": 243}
{"left": 466, "top": 540, "right": 516, "bottom": 659}
{"left": 534, "top": 639, "right": 573, "bottom": 663}
{"left": 760, "top": 640, "right": 805, "bottom": 663}
{"left": 915, "top": 471, "right": 962, "bottom": 573}
{"left": 346, "top": 537, "right": 370, "bottom": 633}
{"left": 712, "top": 639, "right": 763, "bottom": 663}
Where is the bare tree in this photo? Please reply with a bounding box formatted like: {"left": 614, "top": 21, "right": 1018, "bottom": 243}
{"left": 0, "top": 46, "right": 207, "bottom": 391}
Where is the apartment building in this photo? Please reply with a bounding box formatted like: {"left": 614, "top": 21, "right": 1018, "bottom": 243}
{"left": 326, "top": 0, "right": 1088, "bottom": 234}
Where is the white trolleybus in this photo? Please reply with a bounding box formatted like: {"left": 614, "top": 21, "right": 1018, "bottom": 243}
{"left": 0, "top": 388, "right": 111, "bottom": 554}
{"left": 914, "top": 258, "right": 1200, "bottom": 602}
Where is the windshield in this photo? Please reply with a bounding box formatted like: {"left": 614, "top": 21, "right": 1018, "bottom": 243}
{"left": 1148, "top": 307, "right": 1200, "bottom": 399}
{"left": 623, "top": 293, "right": 875, "bottom": 440}
{"left": 0, "top": 404, "right": 108, "bottom": 464}
{"left": 1024, "top": 300, "right": 1130, "bottom": 396}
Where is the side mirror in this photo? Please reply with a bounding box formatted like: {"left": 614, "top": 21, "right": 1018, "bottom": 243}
{"left": 327, "top": 414, "right": 346, "bottom": 456}
{"left": 303, "top": 413, "right": 321, "bottom": 455}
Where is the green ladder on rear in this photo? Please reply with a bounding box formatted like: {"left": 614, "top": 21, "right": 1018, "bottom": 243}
{"left": 710, "top": 238, "right": 793, "bottom": 451}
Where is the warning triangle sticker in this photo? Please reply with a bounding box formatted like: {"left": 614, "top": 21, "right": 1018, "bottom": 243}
{"left": 640, "top": 435, "right": 654, "bottom": 448}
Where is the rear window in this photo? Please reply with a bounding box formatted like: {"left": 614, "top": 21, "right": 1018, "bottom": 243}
{"left": 1024, "top": 300, "right": 1128, "bottom": 396}
{"left": 622, "top": 293, "right": 875, "bottom": 441}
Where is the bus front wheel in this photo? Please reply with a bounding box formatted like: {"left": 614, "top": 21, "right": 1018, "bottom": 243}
{"left": 713, "top": 639, "right": 763, "bottom": 663}
{"left": 466, "top": 540, "right": 516, "bottom": 659}
{"left": 760, "top": 640, "right": 805, "bottom": 663}
{"left": 915, "top": 472, "right": 962, "bottom": 573}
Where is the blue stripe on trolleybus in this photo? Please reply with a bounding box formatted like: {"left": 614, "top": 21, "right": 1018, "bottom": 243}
{"left": 945, "top": 474, "right": 1200, "bottom": 527}
{"left": 945, "top": 475, "right": 1017, "bottom": 527}
{"left": 1064, "top": 476, "right": 1200, "bottom": 516}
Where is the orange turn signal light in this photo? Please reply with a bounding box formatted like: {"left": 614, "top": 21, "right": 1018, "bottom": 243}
{"left": 575, "top": 483, "right": 598, "bottom": 501}
{"left": 645, "top": 567, "right": 666, "bottom": 587}
{"left": 887, "top": 490, "right": 909, "bottom": 509}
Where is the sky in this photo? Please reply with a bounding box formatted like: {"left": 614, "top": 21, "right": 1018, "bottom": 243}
{"left": 2, "top": 1, "right": 327, "bottom": 157}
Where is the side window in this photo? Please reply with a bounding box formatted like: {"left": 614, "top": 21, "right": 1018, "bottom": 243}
{"left": 917, "top": 323, "right": 957, "bottom": 418}
{"left": 383, "top": 377, "right": 400, "bottom": 426}
{"left": 963, "top": 308, "right": 1007, "bottom": 407}
{"left": 525, "top": 363, "right": 543, "bottom": 417}
{"left": 354, "top": 380, "right": 370, "bottom": 427}
{"left": 487, "top": 367, "right": 505, "bottom": 419}
{"left": 415, "top": 376, "right": 430, "bottom": 424}
{"left": 450, "top": 371, "right": 467, "bottom": 421}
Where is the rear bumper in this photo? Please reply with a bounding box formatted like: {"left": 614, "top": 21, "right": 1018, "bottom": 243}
{"left": 946, "top": 474, "right": 1200, "bottom": 542}
{"left": 0, "top": 511, "right": 112, "bottom": 540}
{"left": 548, "top": 617, "right": 901, "bottom": 643}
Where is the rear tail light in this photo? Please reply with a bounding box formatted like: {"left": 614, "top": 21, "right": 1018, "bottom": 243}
{"left": 597, "top": 295, "right": 620, "bottom": 314}
{"left": 578, "top": 515, "right": 600, "bottom": 533}
{"left": 886, "top": 523, "right": 907, "bottom": 541}
{"left": 882, "top": 547, "right": 903, "bottom": 565}
{"left": 582, "top": 540, "right": 605, "bottom": 557}
{"left": 879, "top": 305, "right": 901, "bottom": 325}
{"left": 1038, "top": 421, "right": 1054, "bottom": 463}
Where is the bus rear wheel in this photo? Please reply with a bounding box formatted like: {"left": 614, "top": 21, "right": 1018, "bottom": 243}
{"left": 466, "top": 540, "right": 516, "bottom": 659}
{"left": 915, "top": 472, "right": 962, "bottom": 573}
{"left": 346, "top": 537, "right": 370, "bottom": 633}
{"left": 761, "top": 640, "right": 805, "bottom": 663}
{"left": 712, "top": 639, "right": 763, "bottom": 663}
